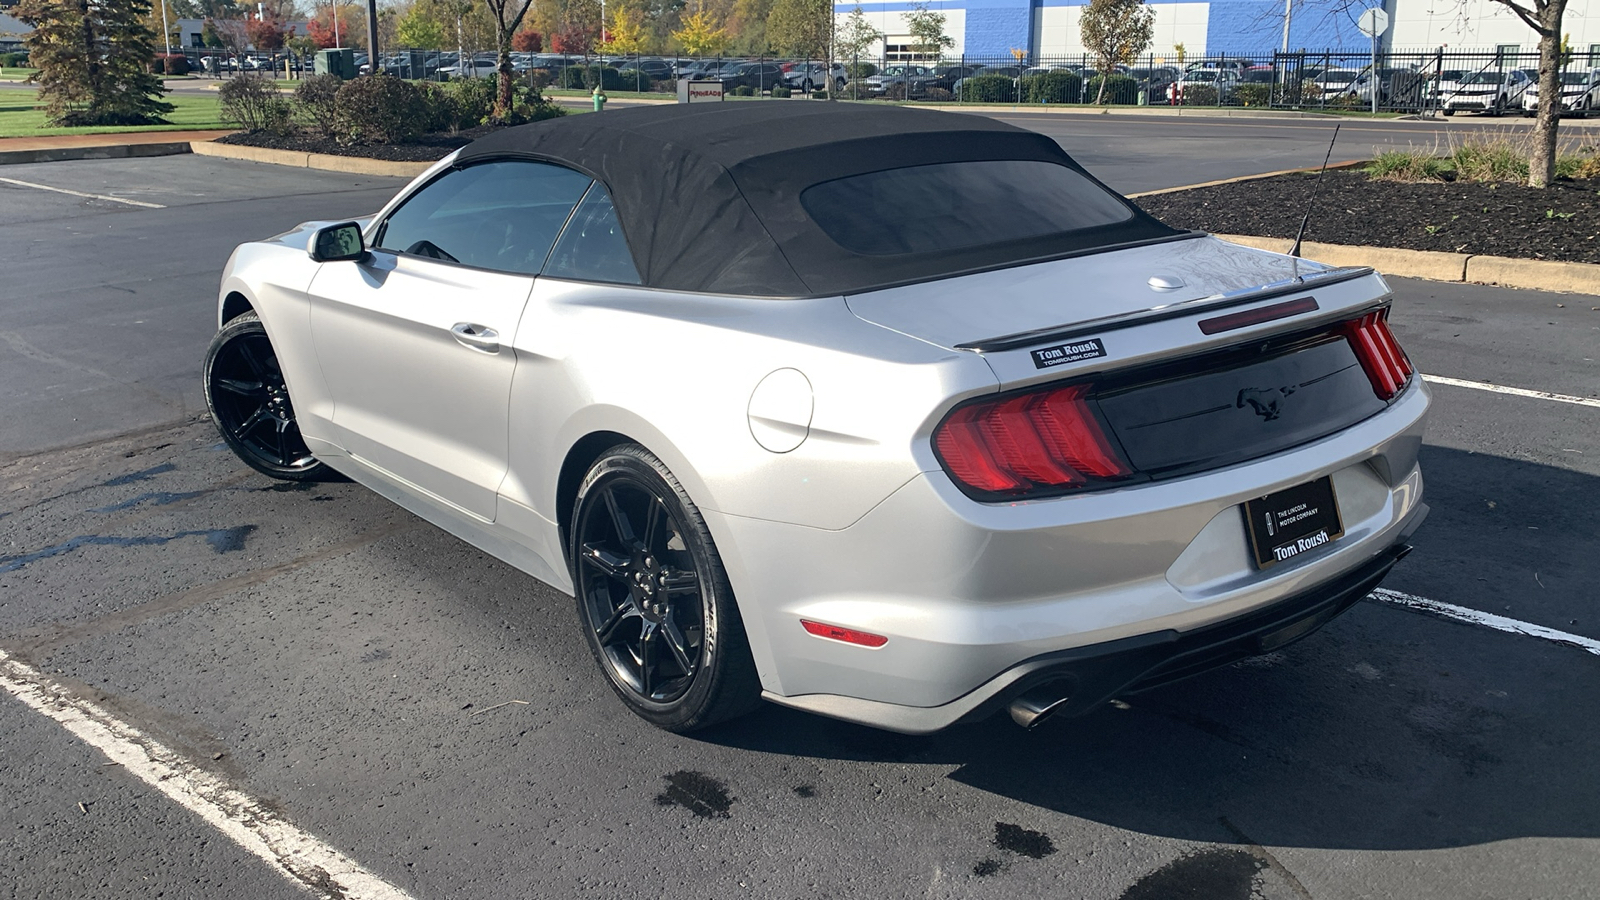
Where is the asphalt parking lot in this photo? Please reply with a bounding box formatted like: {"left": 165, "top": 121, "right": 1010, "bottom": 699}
{"left": 2, "top": 124, "right": 1598, "bottom": 900}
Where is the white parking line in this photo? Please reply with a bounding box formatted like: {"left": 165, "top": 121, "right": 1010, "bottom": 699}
{"left": 0, "top": 176, "right": 167, "bottom": 209}
{"left": 0, "top": 649, "right": 414, "bottom": 900}
{"left": 1369, "top": 588, "right": 1600, "bottom": 657}
{"left": 1421, "top": 374, "right": 1600, "bottom": 410}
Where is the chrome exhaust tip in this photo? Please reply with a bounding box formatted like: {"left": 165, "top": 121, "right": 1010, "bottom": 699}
{"left": 1007, "top": 678, "right": 1076, "bottom": 729}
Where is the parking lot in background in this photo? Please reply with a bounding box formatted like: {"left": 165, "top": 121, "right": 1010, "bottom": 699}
{"left": 1, "top": 115, "right": 1597, "bottom": 899}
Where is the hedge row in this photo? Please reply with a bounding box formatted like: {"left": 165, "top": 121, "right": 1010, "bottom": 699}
{"left": 218, "top": 73, "right": 564, "bottom": 143}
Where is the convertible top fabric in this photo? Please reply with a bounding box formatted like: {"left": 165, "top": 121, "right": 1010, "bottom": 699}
{"left": 457, "top": 102, "right": 1182, "bottom": 297}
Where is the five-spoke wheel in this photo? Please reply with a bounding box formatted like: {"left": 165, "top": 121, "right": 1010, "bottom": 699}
{"left": 203, "top": 312, "right": 327, "bottom": 481}
{"left": 571, "top": 445, "right": 760, "bottom": 731}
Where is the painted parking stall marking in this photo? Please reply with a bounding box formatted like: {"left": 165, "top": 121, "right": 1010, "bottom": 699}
{"left": 0, "top": 648, "right": 415, "bottom": 900}
{"left": 1420, "top": 374, "right": 1600, "bottom": 410}
{"left": 0, "top": 175, "right": 167, "bottom": 209}
{"left": 1369, "top": 589, "right": 1600, "bottom": 657}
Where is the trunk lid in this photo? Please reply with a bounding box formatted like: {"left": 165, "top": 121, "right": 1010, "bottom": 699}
{"left": 844, "top": 235, "right": 1339, "bottom": 353}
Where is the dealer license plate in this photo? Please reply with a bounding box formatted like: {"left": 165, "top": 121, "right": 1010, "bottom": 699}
{"left": 1243, "top": 476, "right": 1344, "bottom": 570}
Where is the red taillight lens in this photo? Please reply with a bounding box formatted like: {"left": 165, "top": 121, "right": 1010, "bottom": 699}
{"left": 933, "top": 383, "right": 1132, "bottom": 499}
{"left": 1340, "top": 309, "right": 1414, "bottom": 400}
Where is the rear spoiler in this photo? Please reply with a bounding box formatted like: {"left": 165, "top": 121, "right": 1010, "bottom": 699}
{"left": 953, "top": 265, "right": 1377, "bottom": 353}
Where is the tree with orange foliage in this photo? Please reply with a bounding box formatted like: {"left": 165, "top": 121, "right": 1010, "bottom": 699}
{"left": 245, "top": 14, "right": 291, "bottom": 51}
{"left": 512, "top": 28, "right": 542, "bottom": 51}
{"left": 306, "top": 4, "right": 366, "bottom": 48}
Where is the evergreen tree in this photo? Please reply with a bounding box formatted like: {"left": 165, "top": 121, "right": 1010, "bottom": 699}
{"left": 16, "top": 0, "right": 175, "bottom": 126}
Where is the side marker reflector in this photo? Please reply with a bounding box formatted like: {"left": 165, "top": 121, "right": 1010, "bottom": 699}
{"left": 801, "top": 620, "right": 888, "bottom": 648}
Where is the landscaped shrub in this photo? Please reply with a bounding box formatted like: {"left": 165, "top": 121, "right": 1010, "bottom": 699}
{"left": 732, "top": 84, "right": 754, "bottom": 96}
{"left": 1179, "top": 84, "right": 1218, "bottom": 106}
{"left": 1365, "top": 147, "right": 1451, "bottom": 182}
{"left": 294, "top": 73, "right": 341, "bottom": 136}
{"left": 812, "top": 89, "right": 827, "bottom": 99}
{"left": 218, "top": 72, "right": 292, "bottom": 133}
{"left": 1084, "top": 73, "right": 1137, "bottom": 104}
{"left": 650, "top": 78, "right": 675, "bottom": 93}
{"left": 558, "top": 66, "right": 586, "bottom": 89}
{"left": 1234, "top": 83, "right": 1271, "bottom": 107}
{"left": 962, "top": 74, "right": 1018, "bottom": 103}
{"left": 0, "top": 52, "right": 29, "bottom": 68}
{"left": 880, "top": 81, "right": 907, "bottom": 100}
{"left": 839, "top": 80, "right": 871, "bottom": 99}
{"left": 579, "top": 65, "right": 627, "bottom": 92}
{"left": 922, "top": 87, "right": 952, "bottom": 102}
{"left": 333, "top": 75, "right": 425, "bottom": 143}
{"left": 845, "top": 62, "right": 877, "bottom": 79}
{"left": 1021, "top": 70, "right": 1082, "bottom": 103}
{"left": 770, "top": 84, "right": 791, "bottom": 97}
{"left": 163, "top": 54, "right": 189, "bottom": 75}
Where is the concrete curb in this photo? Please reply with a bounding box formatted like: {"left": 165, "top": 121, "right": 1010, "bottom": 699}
{"left": 189, "top": 140, "right": 433, "bottom": 177}
{"left": 1128, "top": 160, "right": 1368, "bottom": 198}
{"left": 0, "top": 141, "right": 194, "bottom": 166}
{"left": 1214, "top": 233, "right": 1600, "bottom": 295}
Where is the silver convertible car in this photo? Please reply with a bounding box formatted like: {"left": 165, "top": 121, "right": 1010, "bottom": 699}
{"left": 203, "top": 104, "right": 1429, "bottom": 734}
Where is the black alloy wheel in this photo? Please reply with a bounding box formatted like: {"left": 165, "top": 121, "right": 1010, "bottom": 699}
{"left": 570, "top": 445, "right": 760, "bottom": 732}
{"left": 203, "top": 312, "right": 327, "bottom": 481}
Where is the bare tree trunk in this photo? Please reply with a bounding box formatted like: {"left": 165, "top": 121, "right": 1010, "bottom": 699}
{"left": 1527, "top": 0, "right": 1565, "bottom": 187}
{"left": 497, "top": 43, "right": 513, "bottom": 117}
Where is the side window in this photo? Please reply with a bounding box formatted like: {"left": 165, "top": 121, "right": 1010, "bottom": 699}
{"left": 374, "top": 160, "right": 591, "bottom": 275}
{"left": 541, "top": 182, "right": 641, "bottom": 285}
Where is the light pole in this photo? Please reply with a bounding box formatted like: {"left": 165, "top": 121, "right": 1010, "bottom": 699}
{"left": 1281, "top": 0, "right": 1292, "bottom": 53}
{"left": 160, "top": 0, "right": 171, "bottom": 55}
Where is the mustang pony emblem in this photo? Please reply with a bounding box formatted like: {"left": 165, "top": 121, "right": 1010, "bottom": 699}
{"left": 1238, "top": 385, "right": 1298, "bottom": 421}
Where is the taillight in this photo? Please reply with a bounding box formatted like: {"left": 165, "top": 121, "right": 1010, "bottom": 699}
{"left": 933, "top": 383, "right": 1133, "bottom": 499}
{"left": 1340, "top": 309, "right": 1414, "bottom": 400}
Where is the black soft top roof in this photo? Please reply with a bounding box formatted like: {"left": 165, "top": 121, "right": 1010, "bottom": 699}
{"left": 457, "top": 102, "right": 1181, "bottom": 297}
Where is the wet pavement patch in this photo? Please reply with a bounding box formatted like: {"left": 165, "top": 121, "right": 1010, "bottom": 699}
{"left": 993, "top": 822, "right": 1056, "bottom": 859}
{"left": 90, "top": 491, "right": 205, "bottom": 513}
{"left": 792, "top": 785, "right": 816, "bottom": 798}
{"left": 972, "top": 858, "right": 1004, "bottom": 877}
{"left": 1116, "top": 848, "right": 1264, "bottom": 900}
{"left": 102, "top": 463, "right": 175, "bottom": 486}
{"left": 0, "top": 526, "right": 258, "bottom": 573}
{"left": 654, "top": 771, "right": 733, "bottom": 819}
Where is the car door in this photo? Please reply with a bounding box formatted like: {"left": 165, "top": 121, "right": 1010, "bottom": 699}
{"left": 307, "top": 159, "right": 593, "bottom": 521}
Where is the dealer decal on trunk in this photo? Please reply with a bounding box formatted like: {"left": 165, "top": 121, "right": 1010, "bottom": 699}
{"left": 1031, "top": 338, "right": 1106, "bottom": 370}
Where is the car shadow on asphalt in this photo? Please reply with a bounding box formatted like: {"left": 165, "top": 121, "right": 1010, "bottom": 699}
{"left": 698, "top": 444, "right": 1600, "bottom": 851}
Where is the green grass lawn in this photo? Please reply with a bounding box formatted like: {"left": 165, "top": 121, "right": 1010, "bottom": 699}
{"left": 0, "top": 87, "right": 230, "bottom": 137}
{"left": 0, "top": 67, "right": 38, "bottom": 80}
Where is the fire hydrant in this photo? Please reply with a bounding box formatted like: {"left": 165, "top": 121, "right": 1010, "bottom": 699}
{"left": 592, "top": 86, "right": 607, "bottom": 112}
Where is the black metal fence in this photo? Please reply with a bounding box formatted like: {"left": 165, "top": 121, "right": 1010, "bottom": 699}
{"left": 187, "top": 46, "right": 1591, "bottom": 116}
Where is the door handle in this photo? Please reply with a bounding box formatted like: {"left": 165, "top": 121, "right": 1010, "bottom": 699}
{"left": 451, "top": 322, "right": 500, "bottom": 353}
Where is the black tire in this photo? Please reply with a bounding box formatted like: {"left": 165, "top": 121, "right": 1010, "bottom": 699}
{"left": 203, "top": 312, "right": 328, "bottom": 481}
{"left": 1442, "top": 109, "right": 1455, "bottom": 116}
{"left": 569, "top": 444, "right": 761, "bottom": 732}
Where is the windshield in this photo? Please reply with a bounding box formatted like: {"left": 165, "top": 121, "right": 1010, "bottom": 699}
{"left": 1559, "top": 72, "right": 1591, "bottom": 85}
{"left": 801, "top": 160, "right": 1134, "bottom": 257}
{"left": 1438, "top": 70, "right": 1465, "bottom": 81}
{"left": 1185, "top": 71, "right": 1217, "bottom": 82}
{"left": 1462, "top": 73, "right": 1505, "bottom": 85}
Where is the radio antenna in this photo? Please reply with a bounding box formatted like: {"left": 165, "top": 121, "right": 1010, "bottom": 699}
{"left": 1290, "top": 122, "right": 1341, "bottom": 259}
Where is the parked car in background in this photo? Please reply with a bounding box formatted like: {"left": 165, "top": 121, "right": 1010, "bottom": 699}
{"left": 864, "top": 64, "right": 939, "bottom": 97}
{"left": 785, "top": 62, "right": 847, "bottom": 92}
{"left": 1175, "top": 67, "right": 1238, "bottom": 101}
{"left": 930, "top": 64, "right": 984, "bottom": 93}
{"left": 1129, "top": 65, "right": 1179, "bottom": 102}
{"left": 717, "top": 62, "right": 787, "bottom": 93}
{"left": 619, "top": 58, "right": 675, "bottom": 81}
{"left": 1521, "top": 69, "right": 1599, "bottom": 116}
{"left": 1440, "top": 69, "right": 1530, "bottom": 115}
{"left": 440, "top": 58, "right": 498, "bottom": 79}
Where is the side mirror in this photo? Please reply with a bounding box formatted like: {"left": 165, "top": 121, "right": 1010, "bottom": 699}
{"left": 308, "top": 221, "right": 368, "bottom": 263}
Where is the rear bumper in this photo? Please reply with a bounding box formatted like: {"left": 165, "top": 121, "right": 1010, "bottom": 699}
{"left": 770, "top": 534, "right": 1419, "bottom": 734}
{"left": 708, "top": 379, "right": 1430, "bottom": 732}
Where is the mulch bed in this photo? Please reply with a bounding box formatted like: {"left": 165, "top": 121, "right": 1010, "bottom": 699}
{"left": 215, "top": 125, "right": 501, "bottom": 162}
{"left": 1138, "top": 169, "right": 1600, "bottom": 265}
